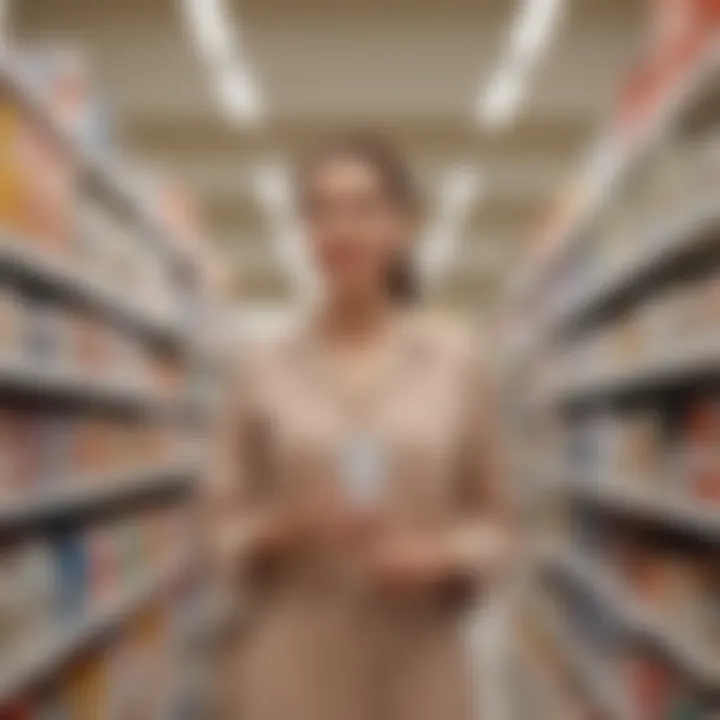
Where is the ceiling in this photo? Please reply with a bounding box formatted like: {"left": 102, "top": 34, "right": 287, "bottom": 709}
{"left": 11, "top": 0, "right": 647, "bottom": 315}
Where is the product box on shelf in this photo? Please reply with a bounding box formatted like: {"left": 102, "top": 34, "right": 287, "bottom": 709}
{"left": 35, "top": 416, "right": 75, "bottom": 491}
{"left": 86, "top": 524, "right": 120, "bottom": 609}
{"left": 51, "top": 531, "right": 88, "bottom": 623}
{"left": 681, "top": 397, "right": 720, "bottom": 502}
{"left": 0, "top": 697, "right": 35, "bottom": 719}
{"left": 80, "top": 200, "right": 178, "bottom": 324}
{"left": 0, "top": 98, "right": 77, "bottom": 254}
{"left": 0, "top": 410, "right": 184, "bottom": 507}
{"left": 17, "top": 47, "right": 117, "bottom": 161}
{"left": 61, "top": 653, "right": 108, "bottom": 720}
{"left": 0, "top": 289, "right": 23, "bottom": 360}
{"left": 0, "top": 541, "right": 58, "bottom": 663}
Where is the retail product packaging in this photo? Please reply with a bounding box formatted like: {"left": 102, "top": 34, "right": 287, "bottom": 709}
{"left": 86, "top": 525, "right": 120, "bottom": 608}
{"left": 621, "top": 653, "right": 676, "bottom": 720}
{"left": 61, "top": 654, "right": 108, "bottom": 720}
{"left": 0, "top": 289, "right": 23, "bottom": 361}
{"left": 0, "top": 698, "right": 35, "bottom": 719}
{"left": 0, "top": 541, "right": 58, "bottom": 664}
{"left": 32, "top": 680, "right": 72, "bottom": 720}
{"left": 0, "top": 96, "right": 76, "bottom": 253}
{"left": 36, "top": 417, "right": 75, "bottom": 490}
{"left": 25, "top": 301, "right": 68, "bottom": 366}
{"left": 681, "top": 398, "right": 720, "bottom": 502}
{"left": 17, "top": 47, "right": 117, "bottom": 160}
{"left": 73, "top": 420, "right": 111, "bottom": 479}
{"left": 51, "top": 532, "right": 88, "bottom": 622}
{"left": 72, "top": 312, "right": 111, "bottom": 376}
{"left": 0, "top": 410, "right": 19, "bottom": 502}
{"left": 616, "top": 0, "right": 720, "bottom": 146}
{"left": 5, "top": 412, "right": 42, "bottom": 497}
{"left": 157, "top": 183, "right": 203, "bottom": 267}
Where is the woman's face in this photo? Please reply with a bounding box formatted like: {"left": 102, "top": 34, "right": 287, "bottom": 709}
{"left": 300, "top": 156, "right": 412, "bottom": 302}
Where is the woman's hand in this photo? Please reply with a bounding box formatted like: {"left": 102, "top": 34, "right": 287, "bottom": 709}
{"left": 366, "top": 524, "right": 508, "bottom": 597}
{"left": 264, "top": 501, "right": 384, "bottom": 552}
{"left": 366, "top": 535, "right": 452, "bottom": 596}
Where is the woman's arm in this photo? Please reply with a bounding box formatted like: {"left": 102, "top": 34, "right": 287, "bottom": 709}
{"left": 369, "top": 342, "right": 514, "bottom": 598}
{"left": 202, "top": 356, "right": 286, "bottom": 586}
{"left": 442, "top": 357, "right": 513, "bottom": 586}
{"left": 202, "top": 351, "right": 348, "bottom": 587}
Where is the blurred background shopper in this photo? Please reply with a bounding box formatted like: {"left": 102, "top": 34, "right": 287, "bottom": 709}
{"left": 208, "top": 134, "right": 509, "bottom": 720}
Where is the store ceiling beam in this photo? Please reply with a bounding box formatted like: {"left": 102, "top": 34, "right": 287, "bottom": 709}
{"left": 467, "top": 197, "right": 546, "bottom": 234}
{"left": 234, "top": 0, "right": 642, "bottom": 20}
{"left": 122, "top": 117, "right": 592, "bottom": 164}
{"left": 123, "top": 154, "right": 570, "bottom": 208}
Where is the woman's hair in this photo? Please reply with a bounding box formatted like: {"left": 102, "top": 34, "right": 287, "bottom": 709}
{"left": 296, "top": 131, "right": 421, "bottom": 304}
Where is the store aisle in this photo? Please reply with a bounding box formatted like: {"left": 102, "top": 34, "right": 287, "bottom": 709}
{"left": 0, "top": 1, "right": 718, "bottom": 718}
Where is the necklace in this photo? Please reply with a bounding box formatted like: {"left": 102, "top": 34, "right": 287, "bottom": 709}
{"left": 297, "top": 319, "right": 420, "bottom": 508}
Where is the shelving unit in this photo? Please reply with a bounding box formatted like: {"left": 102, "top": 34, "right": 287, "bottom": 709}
{"left": 533, "top": 592, "right": 633, "bottom": 720}
{"left": 0, "top": 463, "right": 197, "bottom": 537}
{"left": 541, "top": 339, "right": 720, "bottom": 409}
{"left": 544, "top": 549, "right": 720, "bottom": 692}
{"left": 511, "top": 16, "right": 720, "bottom": 719}
{"left": 0, "top": 51, "right": 189, "bottom": 271}
{"left": 544, "top": 193, "right": 720, "bottom": 342}
{"left": 516, "top": 38, "right": 720, "bottom": 317}
{"left": 0, "top": 560, "right": 186, "bottom": 703}
{"left": 0, "top": 361, "right": 171, "bottom": 412}
{"left": 0, "top": 48, "right": 211, "bottom": 715}
{"left": 542, "top": 469, "right": 720, "bottom": 543}
{"left": 0, "top": 238, "right": 188, "bottom": 349}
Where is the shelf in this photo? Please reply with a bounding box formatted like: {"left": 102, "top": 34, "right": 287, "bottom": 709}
{"left": 514, "top": 634, "right": 586, "bottom": 720}
{"left": 535, "top": 597, "right": 632, "bottom": 720}
{"left": 0, "top": 52, "right": 188, "bottom": 270}
{"left": 546, "top": 550, "right": 720, "bottom": 692}
{"left": 544, "top": 339, "right": 720, "bottom": 407}
{"left": 0, "top": 463, "right": 197, "bottom": 536}
{"left": 83, "top": 151, "right": 191, "bottom": 274}
{"left": 0, "top": 562, "right": 186, "bottom": 703}
{"left": 547, "top": 192, "right": 720, "bottom": 339}
{"left": 519, "top": 39, "right": 720, "bottom": 308}
{"left": 0, "top": 360, "right": 177, "bottom": 415}
{"left": 0, "top": 238, "right": 188, "bottom": 350}
{"left": 548, "top": 473, "right": 720, "bottom": 543}
{"left": 512, "top": 649, "right": 555, "bottom": 720}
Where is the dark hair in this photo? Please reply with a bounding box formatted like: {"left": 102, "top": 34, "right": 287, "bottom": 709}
{"left": 297, "top": 131, "right": 421, "bottom": 304}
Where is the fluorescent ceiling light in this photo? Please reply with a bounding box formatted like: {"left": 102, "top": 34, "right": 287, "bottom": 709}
{"left": 182, "top": 0, "right": 234, "bottom": 65}
{"left": 420, "top": 166, "right": 485, "bottom": 284}
{"left": 254, "top": 163, "right": 291, "bottom": 213}
{"left": 440, "top": 165, "right": 484, "bottom": 217}
{"left": 182, "top": 0, "right": 263, "bottom": 123}
{"left": 475, "top": 0, "right": 565, "bottom": 128}
{"left": 510, "top": 0, "right": 565, "bottom": 66}
{"left": 216, "top": 64, "right": 262, "bottom": 124}
{"left": 478, "top": 65, "right": 524, "bottom": 127}
{"left": 275, "top": 220, "right": 317, "bottom": 298}
{"left": 233, "top": 303, "right": 302, "bottom": 342}
{"left": 253, "top": 163, "right": 316, "bottom": 297}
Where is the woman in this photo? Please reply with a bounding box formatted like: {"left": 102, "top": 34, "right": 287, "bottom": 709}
{"left": 209, "top": 133, "right": 509, "bottom": 720}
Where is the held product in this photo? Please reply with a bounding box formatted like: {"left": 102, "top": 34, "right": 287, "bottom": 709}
{"left": 337, "top": 433, "right": 388, "bottom": 508}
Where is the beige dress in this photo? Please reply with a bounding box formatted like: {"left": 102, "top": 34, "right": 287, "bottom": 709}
{"left": 208, "top": 315, "right": 503, "bottom": 720}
